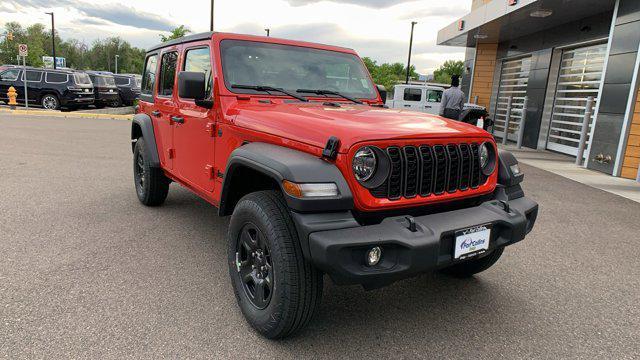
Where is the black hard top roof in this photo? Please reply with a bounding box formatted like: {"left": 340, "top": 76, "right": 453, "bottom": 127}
{"left": 147, "top": 31, "right": 215, "bottom": 53}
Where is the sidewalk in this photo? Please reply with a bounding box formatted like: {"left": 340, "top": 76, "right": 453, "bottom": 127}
{"left": 502, "top": 144, "right": 640, "bottom": 203}
{"left": 0, "top": 106, "right": 132, "bottom": 120}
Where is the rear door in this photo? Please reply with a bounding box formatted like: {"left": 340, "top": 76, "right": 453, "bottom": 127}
{"left": 173, "top": 44, "right": 216, "bottom": 192}
{"left": 424, "top": 88, "right": 443, "bottom": 115}
{"left": 154, "top": 49, "right": 181, "bottom": 170}
{"left": 23, "top": 70, "right": 43, "bottom": 105}
{"left": 399, "top": 86, "right": 425, "bottom": 112}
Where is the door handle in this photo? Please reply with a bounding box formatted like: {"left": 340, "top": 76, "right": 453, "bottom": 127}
{"left": 404, "top": 104, "right": 411, "bottom": 107}
{"left": 171, "top": 116, "right": 185, "bottom": 124}
{"left": 151, "top": 110, "right": 161, "bottom": 117}
{"left": 425, "top": 105, "right": 432, "bottom": 108}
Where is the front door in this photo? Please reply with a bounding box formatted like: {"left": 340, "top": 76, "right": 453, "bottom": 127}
{"left": 173, "top": 44, "right": 216, "bottom": 192}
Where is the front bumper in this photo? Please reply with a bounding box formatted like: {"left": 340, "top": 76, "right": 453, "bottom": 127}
{"left": 298, "top": 196, "right": 537, "bottom": 288}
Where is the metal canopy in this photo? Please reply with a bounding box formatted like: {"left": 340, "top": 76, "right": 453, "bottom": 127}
{"left": 438, "top": 0, "right": 616, "bottom": 47}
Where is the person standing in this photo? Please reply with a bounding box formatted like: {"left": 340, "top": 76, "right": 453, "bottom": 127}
{"left": 439, "top": 75, "right": 465, "bottom": 120}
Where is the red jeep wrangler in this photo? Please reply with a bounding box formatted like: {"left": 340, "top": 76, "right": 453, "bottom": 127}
{"left": 132, "top": 32, "right": 538, "bottom": 339}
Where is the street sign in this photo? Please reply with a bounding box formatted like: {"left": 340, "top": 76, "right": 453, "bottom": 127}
{"left": 18, "top": 44, "right": 28, "bottom": 57}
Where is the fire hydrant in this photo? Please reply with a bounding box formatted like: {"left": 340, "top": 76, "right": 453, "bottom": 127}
{"left": 7, "top": 86, "right": 18, "bottom": 109}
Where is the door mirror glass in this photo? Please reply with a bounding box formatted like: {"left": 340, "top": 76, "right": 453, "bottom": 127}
{"left": 178, "top": 71, "right": 206, "bottom": 100}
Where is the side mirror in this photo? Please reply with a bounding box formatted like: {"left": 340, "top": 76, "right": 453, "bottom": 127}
{"left": 178, "top": 71, "right": 206, "bottom": 100}
{"left": 376, "top": 84, "right": 387, "bottom": 102}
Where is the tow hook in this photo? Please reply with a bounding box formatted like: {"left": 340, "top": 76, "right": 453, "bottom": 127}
{"left": 499, "top": 200, "right": 510, "bottom": 213}
{"left": 404, "top": 216, "right": 417, "bottom": 232}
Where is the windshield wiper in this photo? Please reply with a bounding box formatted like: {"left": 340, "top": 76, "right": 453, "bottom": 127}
{"left": 232, "top": 84, "right": 308, "bottom": 102}
{"left": 296, "top": 89, "right": 363, "bottom": 104}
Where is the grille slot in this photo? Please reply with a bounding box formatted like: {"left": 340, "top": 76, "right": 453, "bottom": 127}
{"left": 387, "top": 147, "right": 403, "bottom": 200}
{"left": 419, "top": 146, "right": 433, "bottom": 196}
{"left": 402, "top": 146, "right": 419, "bottom": 198}
{"left": 369, "top": 142, "right": 484, "bottom": 200}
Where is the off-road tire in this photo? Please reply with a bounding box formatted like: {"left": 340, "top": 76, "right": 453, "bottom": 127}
{"left": 110, "top": 96, "right": 123, "bottom": 108}
{"left": 440, "top": 247, "right": 504, "bottom": 278}
{"left": 228, "top": 190, "right": 323, "bottom": 339}
{"left": 133, "top": 137, "right": 170, "bottom": 206}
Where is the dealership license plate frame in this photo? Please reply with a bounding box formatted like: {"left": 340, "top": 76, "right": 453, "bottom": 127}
{"left": 454, "top": 224, "right": 491, "bottom": 260}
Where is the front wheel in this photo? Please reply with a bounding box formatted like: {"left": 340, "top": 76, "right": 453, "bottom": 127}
{"left": 440, "top": 247, "right": 504, "bottom": 278}
{"left": 133, "top": 137, "right": 170, "bottom": 206}
{"left": 228, "top": 191, "right": 323, "bottom": 339}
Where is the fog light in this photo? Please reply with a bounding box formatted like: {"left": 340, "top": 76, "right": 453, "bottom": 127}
{"left": 366, "top": 246, "right": 382, "bottom": 266}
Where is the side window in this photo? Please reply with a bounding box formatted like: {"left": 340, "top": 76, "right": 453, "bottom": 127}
{"left": 45, "top": 72, "right": 68, "bottom": 84}
{"left": 114, "top": 77, "right": 130, "bottom": 86}
{"left": 184, "top": 47, "right": 212, "bottom": 97}
{"left": 23, "top": 70, "right": 43, "bottom": 82}
{"left": 403, "top": 88, "right": 422, "bottom": 102}
{"left": 141, "top": 54, "right": 158, "bottom": 95}
{"left": 158, "top": 51, "right": 178, "bottom": 97}
{"left": 427, "top": 90, "right": 442, "bottom": 103}
{"left": 0, "top": 69, "right": 20, "bottom": 81}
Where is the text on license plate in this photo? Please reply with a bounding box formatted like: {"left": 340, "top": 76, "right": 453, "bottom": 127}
{"left": 454, "top": 225, "right": 491, "bottom": 259}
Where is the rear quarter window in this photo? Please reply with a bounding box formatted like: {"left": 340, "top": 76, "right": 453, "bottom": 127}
{"left": 141, "top": 54, "right": 158, "bottom": 96}
{"left": 45, "top": 72, "right": 69, "bottom": 84}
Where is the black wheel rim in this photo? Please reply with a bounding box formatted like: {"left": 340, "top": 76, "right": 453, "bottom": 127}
{"left": 235, "top": 223, "right": 273, "bottom": 309}
{"left": 135, "top": 151, "right": 145, "bottom": 190}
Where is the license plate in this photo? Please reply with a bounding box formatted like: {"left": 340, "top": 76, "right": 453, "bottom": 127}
{"left": 454, "top": 225, "right": 491, "bottom": 259}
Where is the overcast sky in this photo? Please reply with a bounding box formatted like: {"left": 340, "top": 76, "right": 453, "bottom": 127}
{"left": 1, "top": 0, "right": 470, "bottom": 73}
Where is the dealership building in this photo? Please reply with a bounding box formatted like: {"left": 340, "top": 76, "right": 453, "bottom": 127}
{"left": 438, "top": 0, "right": 640, "bottom": 181}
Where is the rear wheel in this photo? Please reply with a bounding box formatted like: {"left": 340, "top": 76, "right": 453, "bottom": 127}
{"left": 133, "top": 137, "right": 170, "bottom": 206}
{"left": 440, "top": 248, "right": 504, "bottom": 278}
{"left": 41, "top": 94, "right": 59, "bottom": 110}
{"left": 228, "top": 191, "right": 323, "bottom": 339}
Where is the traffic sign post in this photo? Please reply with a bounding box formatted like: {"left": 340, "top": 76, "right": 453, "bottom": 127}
{"left": 18, "top": 44, "right": 28, "bottom": 109}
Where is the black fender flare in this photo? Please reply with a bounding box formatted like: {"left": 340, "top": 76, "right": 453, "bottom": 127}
{"left": 219, "top": 142, "right": 354, "bottom": 216}
{"left": 131, "top": 113, "right": 160, "bottom": 168}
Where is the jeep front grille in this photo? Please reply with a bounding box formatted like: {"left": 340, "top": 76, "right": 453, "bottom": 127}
{"left": 370, "top": 143, "right": 483, "bottom": 200}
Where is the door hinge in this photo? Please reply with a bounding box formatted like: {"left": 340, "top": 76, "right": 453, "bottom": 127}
{"left": 217, "top": 170, "right": 224, "bottom": 179}
{"left": 205, "top": 165, "right": 215, "bottom": 179}
{"left": 167, "top": 148, "right": 175, "bottom": 159}
{"left": 205, "top": 122, "right": 216, "bottom": 137}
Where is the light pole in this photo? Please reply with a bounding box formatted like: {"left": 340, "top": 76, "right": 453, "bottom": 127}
{"left": 405, "top": 21, "right": 417, "bottom": 84}
{"left": 45, "top": 12, "right": 56, "bottom": 69}
{"left": 265, "top": 28, "right": 270, "bottom": 37}
{"left": 115, "top": 55, "right": 119, "bottom": 74}
{"left": 210, "top": 0, "right": 214, "bottom": 31}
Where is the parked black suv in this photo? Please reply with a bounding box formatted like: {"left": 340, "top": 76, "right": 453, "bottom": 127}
{"left": 112, "top": 73, "right": 141, "bottom": 106}
{"left": 86, "top": 71, "right": 119, "bottom": 108}
{"left": 0, "top": 67, "right": 94, "bottom": 110}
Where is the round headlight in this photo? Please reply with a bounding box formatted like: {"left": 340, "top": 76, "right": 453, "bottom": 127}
{"left": 480, "top": 143, "right": 490, "bottom": 168}
{"left": 353, "top": 147, "right": 377, "bottom": 182}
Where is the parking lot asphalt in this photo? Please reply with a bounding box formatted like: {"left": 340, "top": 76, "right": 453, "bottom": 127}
{"left": 1, "top": 114, "right": 639, "bottom": 359}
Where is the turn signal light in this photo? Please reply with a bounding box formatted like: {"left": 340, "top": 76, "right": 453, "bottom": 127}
{"left": 282, "top": 180, "right": 339, "bottom": 198}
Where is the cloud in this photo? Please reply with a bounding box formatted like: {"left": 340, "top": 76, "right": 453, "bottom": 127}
{"left": 284, "top": 0, "right": 415, "bottom": 8}
{"left": 398, "top": 6, "right": 467, "bottom": 20}
{"left": 6, "top": 0, "right": 175, "bottom": 31}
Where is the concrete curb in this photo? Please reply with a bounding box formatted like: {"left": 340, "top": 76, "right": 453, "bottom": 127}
{"left": 0, "top": 109, "right": 132, "bottom": 120}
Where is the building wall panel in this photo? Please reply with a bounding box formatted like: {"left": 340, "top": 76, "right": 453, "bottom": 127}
{"left": 470, "top": 43, "right": 498, "bottom": 109}
{"left": 621, "top": 95, "right": 640, "bottom": 179}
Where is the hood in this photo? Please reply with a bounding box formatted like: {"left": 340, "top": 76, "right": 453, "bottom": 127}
{"left": 231, "top": 101, "right": 491, "bottom": 152}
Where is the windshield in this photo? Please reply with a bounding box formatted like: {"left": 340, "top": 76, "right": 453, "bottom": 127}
{"left": 220, "top": 40, "right": 377, "bottom": 100}
{"left": 74, "top": 72, "right": 92, "bottom": 85}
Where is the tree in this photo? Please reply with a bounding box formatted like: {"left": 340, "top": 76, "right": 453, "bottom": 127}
{"left": 159, "top": 25, "right": 191, "bottom": 42}
{"left": 433, "top": 60, "right": 464, "bottom": 85}
{"left": 362, "top": 57, "right": 418, "bottom": 95}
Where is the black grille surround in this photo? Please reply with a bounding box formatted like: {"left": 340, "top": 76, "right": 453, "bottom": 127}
{"left": 370, "top": 143, "right": 485, "bottom": 201}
